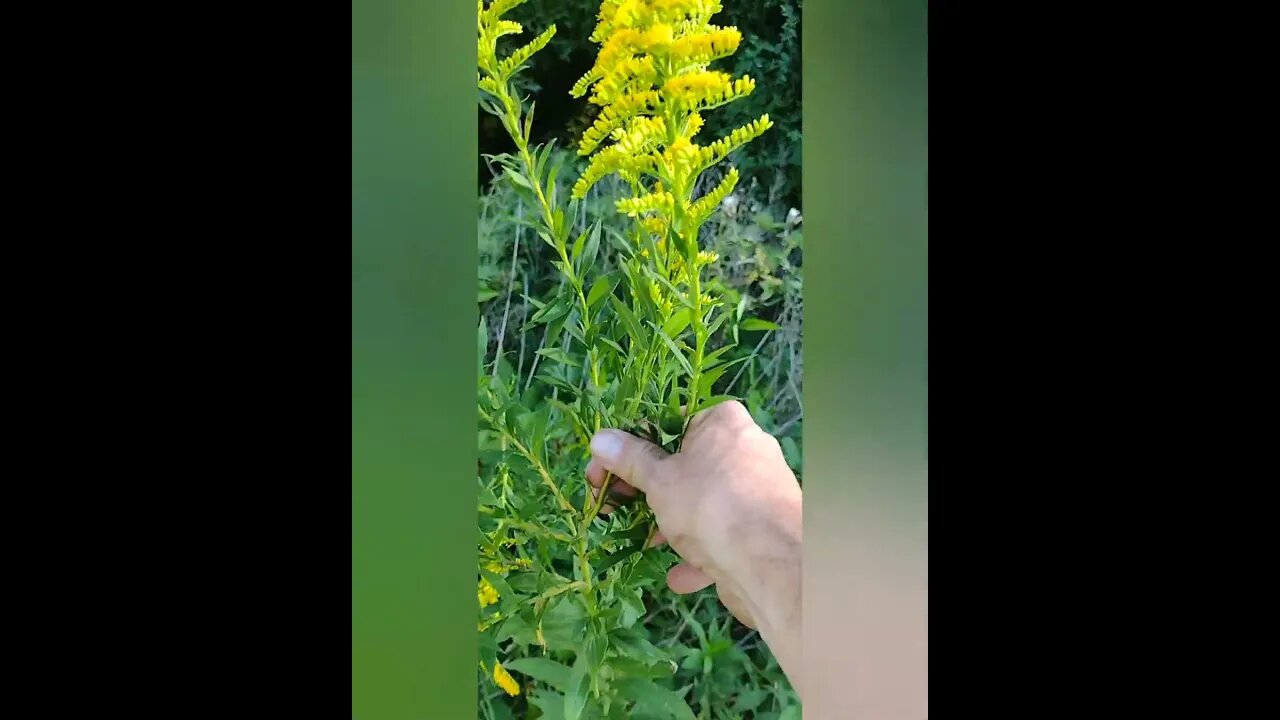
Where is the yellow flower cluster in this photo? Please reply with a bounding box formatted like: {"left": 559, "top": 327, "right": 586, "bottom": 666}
{"left": 484, "top": 557, "right": 532, "bottom": 575}
{"left": 478, "top": 0, "right": 556, "bottom": 84}
{"left": 478, "top": 577, "right": 500, "bottom": 608}
{"left": 649, "top": 280, "right": 675, "bottom": 316}
{"left": 662, "top": 71, "right": 755, "bottom": 112}
{"left": 617, "top": 190, "right": 676, "bottom": 218}
{"left": 688, "top": 166, "right": 739, "bottom": 222}
{"left": 569, "top": 0, "right": 772, "bottom": 250}
{"left": 493, "top": 662, "right": 521, "bottom": 696}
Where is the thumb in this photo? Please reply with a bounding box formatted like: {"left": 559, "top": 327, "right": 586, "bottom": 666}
{"left": 589, "top": 429, "right": 669, "bottom": 492}
{"left": 667, "top": 562, "right": 715, "bottom": 594}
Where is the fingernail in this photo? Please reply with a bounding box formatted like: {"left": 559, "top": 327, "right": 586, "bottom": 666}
{"left": 590, "top": 430, "right": 623, "bottom": 462}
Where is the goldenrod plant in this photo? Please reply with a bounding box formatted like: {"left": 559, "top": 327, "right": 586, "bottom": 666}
{"left": 476, "top": 2, "right": 793, "bottom": 717}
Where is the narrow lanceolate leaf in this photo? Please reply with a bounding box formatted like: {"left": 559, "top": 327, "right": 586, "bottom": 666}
{"left": 579, "top": 220, "right": 602, "bottom": 271}
{"left": 698, "top": 355, "right": 749, "bottom": 396}
{"left": 477, "top": 316, "right": 488, "bottom": 377}
{"left": 597, "top": 335, "right": 626, "bottom": 360}
{"left": 661, "top": 308, "right": 692, "bottom": 339}
{"left": 571, "top": 226, "right": 589, "bottom": 265}
{"left": 695, "top": 394, "right": 738, "bottom": 413}
{"left": 528, "top": 404, "right": 551, "bottom": 463}
{"left": 652, "top": 323, "right": 694, "bottom": 378}
{"left": 526, "top": 296, "right": 570, "bottom": 329}
{"left": 609, "top": 294, "right": 645, "bottom": 342}
{"left": 705, "top": 305, "right": 731, "bottom": 337}
{"left": 593, "top": 543, "right": 643, "bottom": 579}
{"left": 505, "top": 168, "right": 534, "bottom": 192}
{"left": 534, "top": 347, "right": 575, "bottom": 366}
{"left": 586, "top": 274, "right": 618, "bottom": 310}
{"left": 741, "top": 317, "right": 781, "bottom": 331}
{"left": 564, "top": 647, "right": 590, "bottom": 720}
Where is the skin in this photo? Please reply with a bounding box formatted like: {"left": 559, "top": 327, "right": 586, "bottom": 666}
{"left": 585, "top": 400, "right": 803, "bottom": 697}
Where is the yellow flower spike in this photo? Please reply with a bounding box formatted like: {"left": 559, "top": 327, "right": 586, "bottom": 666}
{"left": 493, "top": 662, "right": 521, "bottom": 696}
{"left": 478, "top": 577, "right": 500, "bottom": 608}
{"left": 649, "top": 280, "right": 664, "bottom": 306}
{"left": 642, "top": 216, "right": 667, "bottom": 235}
{"left": 689, "top": 166, "right": 739, "bottom": 220}
{"left": 481, "top": 0, "right": 527, "bottom": 22}
{"left": 685, "top": 112, "right": 705, "bottom": 137}
{"left": 571, "top": 0, "right": 770, "bottom": 211}
{"left": 616, "top": 190, "right": 676, "bottom": 217}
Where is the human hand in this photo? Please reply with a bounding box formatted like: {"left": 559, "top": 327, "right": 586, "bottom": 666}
{"left": 585, "top": 401, "right": 802, "bottom": 634}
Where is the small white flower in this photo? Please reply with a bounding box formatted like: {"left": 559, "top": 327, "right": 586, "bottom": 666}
{"left": 786, "top": 207, "right": 803, "bottom": 228}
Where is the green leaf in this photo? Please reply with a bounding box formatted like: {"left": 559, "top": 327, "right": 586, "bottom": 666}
{"left": 478, "top": 482, "right": 499, "bottom": 508}
{"left": 554, "top": 209, "right": 567, "bottom": 246}
{"left": 478, "top": 288, "right": 501, "bottom": 303}
{"left": 528, "top": 691, "right": 568, "bottom": 720}
{"left": 695, "top": 395, "right": 738, "bottom": 414}
{"left": 732, "top": 688, "right": 769, "bottom": 713}
{"left": 603, "top": 226, "right": 631, "bottom": 255}
{"left": 652, "top": 324, "right": 693, "bottom": 378}
{"left": 540, "top": 595, "right": 587, "bottom": 651}
{"left": 572, "top": 226, "right": 589, "bottom": 265}
{"left": 505, "top": 657, "right": 572, "bottom": 693}
{"left": 616, "top": 678, "right": 695, "bottom": 720}
{"left": 618, "top": 587, "right": 645, "bottom": 628}
{"left": 608, "top": 295, "right": 645, "bottom": 343}
{"left": 701, "top": 345, "right": 734, "bottom": 367}
{"left": 506, "top": 169, "right": 534, "bottom": 192}
{"left": 781, "top": 435, "right": 801, "bottom": 469}
{"left": 479, "top": 568, "right": 515, "bottom": 603}
{"left": 546, "top": 308, "right": 574, "bottom": 349}
{"left": 778, "top": 705, "right": 801, "bottom": 720}
{"left": 608, "top": 658, "right": 674, "bottom": 681}
{"left": 564, "top": 651, "right": 590, "bottom": 720}
{"left": 698, "top": 356, "right": 748, "bottom": 396}
{"left": 535, "top": 347, "right": 575, "bottom": 366}
{"left": 580, "top": 220, "right": 602, "bottom": 271}
{"left": 598, "top": 335, "right": 626, "bottom": 359}
{"left": 742, "top": 317, "right": 781, "bottom": 331}
{"left": 593, "top": 543, "right": 642, "bottom": 579}
{"left": 528, "top": 296, "right": 569, "bottom": 325}
{"left": 478, "top": 316, "right": 488, "bottom": 377}
{"left": 705, "top": 306, "right": 730, "bottom": 337}
{"left": 524, "top": 102, "right": 536, "bottom": 143}
{"left": 586, "top": 274, "right": 618, "bottom": 310}
{"left": 529, "top": 404, "right": 550, "bottom": 463}
{"left": 661, "top": 308, "right": 692, "bottom": 339}
{"left": 610, "top": 628, "right": 668, "bottom": 665}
